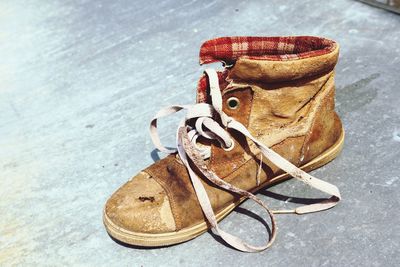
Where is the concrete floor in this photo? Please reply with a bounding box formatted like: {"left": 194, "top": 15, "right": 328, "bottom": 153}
{"left": 1, "top": 0, "right": 400, "bottom": 266}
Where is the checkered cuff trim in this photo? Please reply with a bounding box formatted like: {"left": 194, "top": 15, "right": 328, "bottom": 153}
{"left": 199, "top": 36, "right": 336, "bottom": 65}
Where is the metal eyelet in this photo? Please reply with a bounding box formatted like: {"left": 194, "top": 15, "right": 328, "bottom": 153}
{"left": 221, "top": 61, "right": 235, "bottom": 69}
{"left": 226, "top": 97, "right": 240, "bottom": 110}
{"left": 223, "top": 140, "right": 235, "bottom": 151}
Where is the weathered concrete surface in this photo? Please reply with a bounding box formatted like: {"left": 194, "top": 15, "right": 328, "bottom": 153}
{"left": 1, "top": 0, "right": 399, "bottom": 266}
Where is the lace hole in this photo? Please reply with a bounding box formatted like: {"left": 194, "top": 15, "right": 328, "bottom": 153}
{"left": 223, "top": 140, "right": 235, "bottom": 151}
{"left": 226, "top": 97, "right": 240, "bottom": 110}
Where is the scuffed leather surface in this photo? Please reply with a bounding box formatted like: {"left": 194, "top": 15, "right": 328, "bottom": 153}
{"left": 301, "top": 82, "right": 343, "bottom": 164}
{"left": 145, "top": 155, "right": 204, "bottom": 230}
{"left": 228, "top": 45, "right": 339, "bottom": 83}
{"left": 144, "top": 150, "right": 275, "bottom": 230}
{"left": 105, "top": 171, "right": 176, "bottom": 233}
{"left": 244, "top": 72, "right": 333, "bottom": 148}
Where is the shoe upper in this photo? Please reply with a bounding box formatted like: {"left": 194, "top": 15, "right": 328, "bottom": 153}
{"left": 104, "top": 36, "right": 342, "bottom": 248}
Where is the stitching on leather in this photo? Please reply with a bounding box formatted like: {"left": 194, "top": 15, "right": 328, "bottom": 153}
{"left": 300, "top": 73, "right": 335, "bottom": 165}
{"left": 143, "top": 168, "right": 182, "bottom": 230}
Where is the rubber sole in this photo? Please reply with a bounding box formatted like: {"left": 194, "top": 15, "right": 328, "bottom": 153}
{"left": 103, "top": 127, "right": 345, "bottom": 247}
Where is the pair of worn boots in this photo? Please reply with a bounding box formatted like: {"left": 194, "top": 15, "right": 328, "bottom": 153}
{"left": 103, "top": 36, "right": 344, "bottom": 252}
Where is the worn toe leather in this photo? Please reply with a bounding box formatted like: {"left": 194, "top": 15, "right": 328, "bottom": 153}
{"left": 105, "top": 171, "right": 176, "bottom": 234}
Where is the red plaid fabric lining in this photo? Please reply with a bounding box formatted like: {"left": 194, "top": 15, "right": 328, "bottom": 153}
{"left": 199, "top": 36, "right": 336, "bottom": 65}
{"left": 196, "top": 70, "right": 229, "bottom": 103}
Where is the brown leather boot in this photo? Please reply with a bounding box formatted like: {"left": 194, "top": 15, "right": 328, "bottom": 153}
{"left": 103, "top": 36, "right": 344, "bottom": 252}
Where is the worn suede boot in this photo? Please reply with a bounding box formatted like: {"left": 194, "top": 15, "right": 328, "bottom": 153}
{"left": 103, "top": 36, "right": 344, "bottom": 252}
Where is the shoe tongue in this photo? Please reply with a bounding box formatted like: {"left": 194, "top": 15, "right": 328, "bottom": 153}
{"left": 196, "top": 70, "right": 229, "bottom": 103}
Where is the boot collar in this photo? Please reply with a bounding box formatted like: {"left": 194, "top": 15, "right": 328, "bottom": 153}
{"left": 197, "top": 36, "right": 339, "bottom": 102}
{"left": 199, "top": 36, "right": 337, "bottom": 65}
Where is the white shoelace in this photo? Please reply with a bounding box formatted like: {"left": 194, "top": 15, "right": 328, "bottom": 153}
{"left": 150, "top": 68, "right": 341, "bottom": 252}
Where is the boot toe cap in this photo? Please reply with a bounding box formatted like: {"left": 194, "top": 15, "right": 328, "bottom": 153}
{"left": 104, "top": 171, "right": 176, "bottom": 234}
